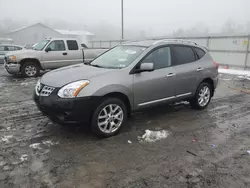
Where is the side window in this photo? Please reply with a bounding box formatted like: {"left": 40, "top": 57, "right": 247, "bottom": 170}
{"left": 14, "top": 46, "right": 22, "bottom": 51}
{"left": 172, "top": 46, "right": 196, "bottom": 65}
{"left": 194, "top": 47, "right": 205, "bottom": 59}
{"left": 0, "top": 46, "right": 4, "bottom": 55}
{"left": 141, "top": 46, "right": 171, "bottom": 69}
{"left": 67, "top": 40, "right": 79, "bottom": 50}
{"left": 7, "top": 46, "right": 15, "bottom": 51}
{"left": 47, "top": 40, "right": 65, "bottom": 51}
{"left": 4, "top": 46, "right": 9, "bottom": 51}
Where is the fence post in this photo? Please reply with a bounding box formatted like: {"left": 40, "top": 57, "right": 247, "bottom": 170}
{"left": 244, "top": 35, "right": 250, "bottom": 70}
{"left": 206, "top": 37, "right": 210, "bottom": 50}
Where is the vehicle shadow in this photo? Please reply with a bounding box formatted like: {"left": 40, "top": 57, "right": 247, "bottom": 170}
{"left": 42, "top": 101, "right": 192, "bottom": 142}
{"left": 124, "top": 102, "right": 191, "bottom": 132}
{"left": 1, "top": 70, "right": 47, "bottom": 80}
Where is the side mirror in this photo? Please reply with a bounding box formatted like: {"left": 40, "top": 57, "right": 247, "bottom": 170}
{"left": 139, "top": 62, "right": 154, "bottom": 72}
{"left": 45, "top": 47, "right": 51, "bottom": 52}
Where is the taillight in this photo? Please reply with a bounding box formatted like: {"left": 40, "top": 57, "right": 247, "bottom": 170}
{"left": 213, "top": 61, "right": 219, "bottom": 69}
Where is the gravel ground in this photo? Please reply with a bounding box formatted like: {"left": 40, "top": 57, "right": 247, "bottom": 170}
{"left": 0, "top": 65, "right": 250, "bottom": 188}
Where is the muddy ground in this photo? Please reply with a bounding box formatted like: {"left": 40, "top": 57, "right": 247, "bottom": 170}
{"left": 0, "top": 65, "right": 250, "bottom": 188}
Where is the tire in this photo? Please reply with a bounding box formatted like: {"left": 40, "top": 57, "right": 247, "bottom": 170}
{"left": 190, "top": 82, "right": 212, "bottom": 110}
{"left": 91, "top": 98, "right": 128, "bottom": 137}
{"left": 21, "top": 62, "right": 40, "bottom": 77}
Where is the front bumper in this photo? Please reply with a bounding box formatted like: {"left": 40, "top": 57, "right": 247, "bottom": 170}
{"left": 33, "top": 89, "right": 101, "bottom": 124}
{"left": 4, "top": 59, "right": 20, "bottom": 74}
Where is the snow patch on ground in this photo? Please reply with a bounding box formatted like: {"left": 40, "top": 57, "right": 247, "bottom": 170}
{"left": 20, "top": 154, "right": 28, "bottom": 162}
{"left": 42, "top": 140, "right": 58, "bottom": 147}
{"left": 220, "top": 78, "right": 232, "bottom": 81}
{"left": 138, "top": 130, "right": 170, "bottom": 143}
{"left": 219, "top": 69, "right": 250, "bottom": 77}
{"left": 174, "top": 101, "right": 189, "bottom": 105}
{"left": 1, "top": 135, "right": 13, "bottom": 143}
{"left": 237, "top": 75, "right": 250, "bottom": 80}
{"left": 20, "top": 83, "right": 29, "bottom": 86}
{"left": 29, "top": 143, "right": 42, "bottom": 150}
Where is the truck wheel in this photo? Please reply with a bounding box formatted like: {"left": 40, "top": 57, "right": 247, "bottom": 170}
{"left": 21, "top": 62, "right": 40, "bottom": 77}
{"left": 91, "top": 98, "right": 127, "bottom": 137}
{"left": 190, "top": 82, "right": 212, "bottom": 110}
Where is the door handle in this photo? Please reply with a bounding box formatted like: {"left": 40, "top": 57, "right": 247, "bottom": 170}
{"left": 197, "top": 67, "right": 204, "bottom": 71}
{"left": 167, "top": 73, "right": 176, "bottom": 77}
{"left": 63, "top": 52, "right": 67, "bottom": 55}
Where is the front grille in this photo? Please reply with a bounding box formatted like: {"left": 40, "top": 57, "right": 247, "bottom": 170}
{"left": 36, "top": 82, "right": 55, "bottom": 97}
{"left": 40, "top": 85, "right": 55, "bottom": 96}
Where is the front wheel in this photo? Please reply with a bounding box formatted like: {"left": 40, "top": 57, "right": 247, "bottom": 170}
{"left": 91, "top": 98, "right": 127, "bottom": 137}
{"left": 190, "top": 82, "right": 212, "bottom": 110}
{"left": 21, "top": 62, "right": 40, "bottom": 77}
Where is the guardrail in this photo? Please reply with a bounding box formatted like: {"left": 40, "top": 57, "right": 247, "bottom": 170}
{"left": 89, "top": 35, "right": 250, "bottom": 69}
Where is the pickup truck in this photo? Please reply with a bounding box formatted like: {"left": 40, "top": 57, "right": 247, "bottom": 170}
{"left": 4, "top": 38, "right": 108, "bottom": 77}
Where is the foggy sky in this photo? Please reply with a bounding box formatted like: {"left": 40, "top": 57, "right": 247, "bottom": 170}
{"left": 0, "top": 0, "right": 250, "bottom": 35}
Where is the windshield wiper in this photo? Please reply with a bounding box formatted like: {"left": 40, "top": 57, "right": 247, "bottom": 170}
{"left": 84, "top": 63, "right": 116, "bottom": 69}
{"left": 89, "top": 64, "right": 103, "bottom": 68}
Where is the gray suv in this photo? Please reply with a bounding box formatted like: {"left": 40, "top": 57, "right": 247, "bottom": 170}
{"left": 34, "top": 39, "right": 219, "bottom": 137}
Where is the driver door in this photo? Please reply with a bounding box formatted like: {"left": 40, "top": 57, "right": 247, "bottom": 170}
{"left": 41, "top": 40, "right": 68, "bottom": 69}
{"left": 133, "top": 46, "right": 177, "bottom": 109}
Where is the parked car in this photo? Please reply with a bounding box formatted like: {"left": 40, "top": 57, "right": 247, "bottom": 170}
{"left": 4, "top": 38, "right": 108, "bottom": 77}
{"left": 34, "top": 39, "right": 219, "bottom": 137}
{"left": 0, "top": 44, "right": 25, "bottom": 64}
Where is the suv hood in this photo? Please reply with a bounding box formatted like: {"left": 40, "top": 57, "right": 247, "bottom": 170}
{"left": 41, "top": 64, "right": 114, "bottom": 87}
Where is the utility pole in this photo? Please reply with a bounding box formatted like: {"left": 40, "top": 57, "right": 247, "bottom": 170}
{"left": 121, "top": 0, "right": 124, "bottom": 40}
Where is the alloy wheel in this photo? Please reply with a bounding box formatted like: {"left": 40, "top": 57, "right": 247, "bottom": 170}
{"left": 97, "top": 104, "right": 124, "bottom": 133}
{"left": 198, "top": 86, "right": 211, "bottom": 107}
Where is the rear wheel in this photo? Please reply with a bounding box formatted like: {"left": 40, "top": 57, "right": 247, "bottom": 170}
{"left": 21, "top": 62, "right": 40, "bottom": 77}
{"left": 190, "top": 82, "right": 212, "bottom": 110}
{"left": 91, "top": 98, "right": 127, "bottom": 137}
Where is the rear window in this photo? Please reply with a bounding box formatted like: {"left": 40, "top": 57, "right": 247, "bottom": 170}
{"left": 67, "top": 40, "right": 79, "bottom": 50}
{"left": 172, "top": 46, "right": 196, "bottom": 65}
{"left": 194, "top": 47, "right": 205, "bottom": 59}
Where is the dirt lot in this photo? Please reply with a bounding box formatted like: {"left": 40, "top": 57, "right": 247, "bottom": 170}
{"left": 0, "top": 65, "right": 250, "bottom": 188}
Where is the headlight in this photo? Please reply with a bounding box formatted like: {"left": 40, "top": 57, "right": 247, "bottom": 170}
{"left": 7, "top": 55, "right": 17, "bottom": 62}
{"left": 35, "top": 79, "right": 41, "bottom": 95}
{"left": 57, "top": 80, "right": 89, "bottom": 98}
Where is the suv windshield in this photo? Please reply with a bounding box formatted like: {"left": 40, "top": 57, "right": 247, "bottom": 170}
{"left": 33, "top": 40, "right": 50, "bottom": 50}
{"left": 91, "top": 45, "right": 146, "bottom": 69}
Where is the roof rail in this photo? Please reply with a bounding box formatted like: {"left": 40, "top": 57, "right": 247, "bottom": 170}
{"left": 153, "top": 39, "right": 198, "bottom": 45}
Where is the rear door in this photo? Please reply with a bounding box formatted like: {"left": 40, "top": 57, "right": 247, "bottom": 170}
{"left": 133, "top": 46, "right": 176, "bottom": 108}
{"left": 193, "top": 47, "right": 218, "bottom": 87}
{"left": 65, "top": 40, "right": 83, "bottom": 65}
{"left": 41, "top": 40, "right": 68, "bottom": 69}
{"left": 171, "top": 45, "right": 200, "bottom": 98}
